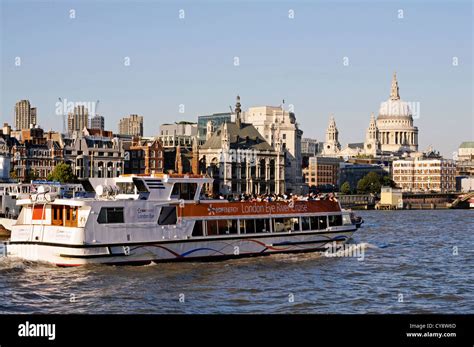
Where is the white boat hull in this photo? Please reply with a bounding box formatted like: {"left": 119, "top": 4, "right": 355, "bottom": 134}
{"left": 5, "top": 229, "right": 356, "bottom": 266}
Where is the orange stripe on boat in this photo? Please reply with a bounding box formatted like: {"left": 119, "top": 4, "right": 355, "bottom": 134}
{"left": 179, "top": 200, "right": 340, "bottom": 218}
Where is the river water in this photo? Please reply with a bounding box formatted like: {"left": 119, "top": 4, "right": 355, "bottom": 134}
{"left": 0, "top": 210, "right": 473, "bottom": 314}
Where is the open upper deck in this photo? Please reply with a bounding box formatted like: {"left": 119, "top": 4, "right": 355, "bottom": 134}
{"left": 82, "top": 174, "right": 213, "bottom": 202}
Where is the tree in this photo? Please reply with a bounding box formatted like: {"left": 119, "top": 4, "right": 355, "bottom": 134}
{"left": 47, "top": 163, "right": 77, "bottom": 183}
{"left": 26, "top": 170, "right": 39, "bottom": 183}
{"left": 357, "top": 171, "right": 382, "bottom": 194}
{"left": 340, "top": 181, "right": 351, "bottom": 194}
{"left": 382, "top": 175, "right": 396, "bottom": 188}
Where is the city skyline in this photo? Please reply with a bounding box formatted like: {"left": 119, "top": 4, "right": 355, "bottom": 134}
{"left": 1, "top": 0, "right": 472, "bottom": 158}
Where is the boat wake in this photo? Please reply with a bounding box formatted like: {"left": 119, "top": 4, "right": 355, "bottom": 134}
{"left": 350, "top": 241, "right": 394, "bottom": 250}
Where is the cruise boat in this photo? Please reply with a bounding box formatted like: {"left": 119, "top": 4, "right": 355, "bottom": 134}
{"left": 4, "top": 174, "right": 360, "bottom": 266}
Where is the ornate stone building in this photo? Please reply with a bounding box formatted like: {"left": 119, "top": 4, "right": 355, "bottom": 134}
{"left": 376, "top": 73, "right": 418, "bottom": 153}
{"left": 321, "top": 116, "right": 341, "bottom": 156}
{"left": 321, "top": 73, "right": 419, "bottom": 159}
{"left": 11, "top": 128, "right": 63, "bottom": 181}
{"left": 64, "top": 128, "right": 124, "bottom": 179}
{"left": 199, "top": 97, "right": 285, "bottom": 195}
{"left": 364, "top": 113, "right": 380, "bottom": 156}
{"left": 123, "top": 137, "right": 164, "bottom": 175}
{"left": 242, "top": 103, "right": 303, "bottom": 193}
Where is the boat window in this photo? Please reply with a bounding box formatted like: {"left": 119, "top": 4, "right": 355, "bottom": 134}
{"left": 64, "top": 206, "right": 79, "bottom": 227}
{"left": 206, "top": 219, "right": 239, "bottom": 236}
{"left": 97, "top": 207, "right": 124, "bottom": 224}
{"left": 117, "top": 182, "right": 135, "bottom": 194}
{"left": 240, "top": 219, "right": 256, "bottom": 234}
{"left": 328, "top": 215, "right": 343, "bottom": 227}
{"left": 158, "top": 206, "right": 177, "bottom": 225}
{"left": 225, "top": 220, "right": 238, "bottom": 235}
{"left": 192, "top": 220, "right": 203, "bottom": 236}
{"left": 132, "top": 178, "right": 149, "bottom": 193}
{"left": 32, "top": 205, "right": 46, "bottom": 220}
{"left": 171, "top": 183, "right": 197, "bottom": 200}
{"left": 318, "top": 216, "right": 328, "bottom": 230}
{"left": 52, "top": 205, "right": 63, "bottom": 226}
{"left": 343, "top": 214, "right": 352, "bottom": 225}
{"left": 206, "top": 220, "right": 218, "bottom": 236}
{"left": 210, "top": 220, "right": 232, "bottom": 235}
{"left": 291, "top": 217, "right": 300, "bottom": 231}
{"left": 255, "top": 218, "right": 271, "bottom": 233}
{"left": 273, "top": 218, "right": 296, "bottom": 232}
{"left": 239, "top": 219, "right": 245, "bottom": 234}
{"left": 301, "top": 217, "right": 310, "bottom": 231}
{"left": 80, "top": 180, "right": 95, "bottom": 193}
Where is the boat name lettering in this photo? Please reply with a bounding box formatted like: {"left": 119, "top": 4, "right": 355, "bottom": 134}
{"left": 208, "top": 205, "right": 239, "bottom": 215}
{"left": 240, "top": 203, "right": 308, "bottom": 214}
{"left": 137, "top": 207, "right": 155, "bottom": 219}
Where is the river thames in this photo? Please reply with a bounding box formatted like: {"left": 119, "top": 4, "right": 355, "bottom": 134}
{"left": 0, "top": 210, "right": 472, "bottom": 314}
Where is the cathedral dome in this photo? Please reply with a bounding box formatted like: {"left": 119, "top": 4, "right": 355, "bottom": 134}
{"left": 378, "top": 99, "right": 412, "bottom": 118}
{"left": 378, "top": 72, "right": 412, "bottom": 118}
{"left": 375, "top": 72, "right": 419, "bottom": 154}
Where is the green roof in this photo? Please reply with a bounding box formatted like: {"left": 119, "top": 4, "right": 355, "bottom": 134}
{"left": 459, "top": 142, "right": 474, "bottom": 148}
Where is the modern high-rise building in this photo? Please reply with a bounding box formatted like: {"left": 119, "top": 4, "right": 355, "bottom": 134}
{"left": 197, "top": 113, "right": 232, "bottom": 143}
{"left": 67, "top": 105, "right": 89, "bottom": 134}
{"left": 119, "top": 114, "right": 143, "bottom": 137}
{"left": 90, "top": 114, "right": 105, "bottom": 131}
{"left": 14, "top": 100, "right": 37, "bottom": 130}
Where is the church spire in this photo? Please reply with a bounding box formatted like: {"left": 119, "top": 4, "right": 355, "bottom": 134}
{"left": 235, "top": 95, "right": 242, "bottom": 128}
{"left": 390, "top": 72, "right": 400, "bottom": 100}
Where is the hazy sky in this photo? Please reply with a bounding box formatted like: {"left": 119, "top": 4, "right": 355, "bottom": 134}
{"left": 1, "top": 0, "right": 472, "bottom": 157}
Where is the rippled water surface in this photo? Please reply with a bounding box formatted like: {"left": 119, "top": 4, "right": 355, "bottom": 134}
{"left": 1, "top": 210, "right": 473, "bottom": 314}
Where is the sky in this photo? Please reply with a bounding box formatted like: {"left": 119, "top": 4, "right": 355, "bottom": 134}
{"left": 1, "top": 0, "right": 472, "bottom": 158}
